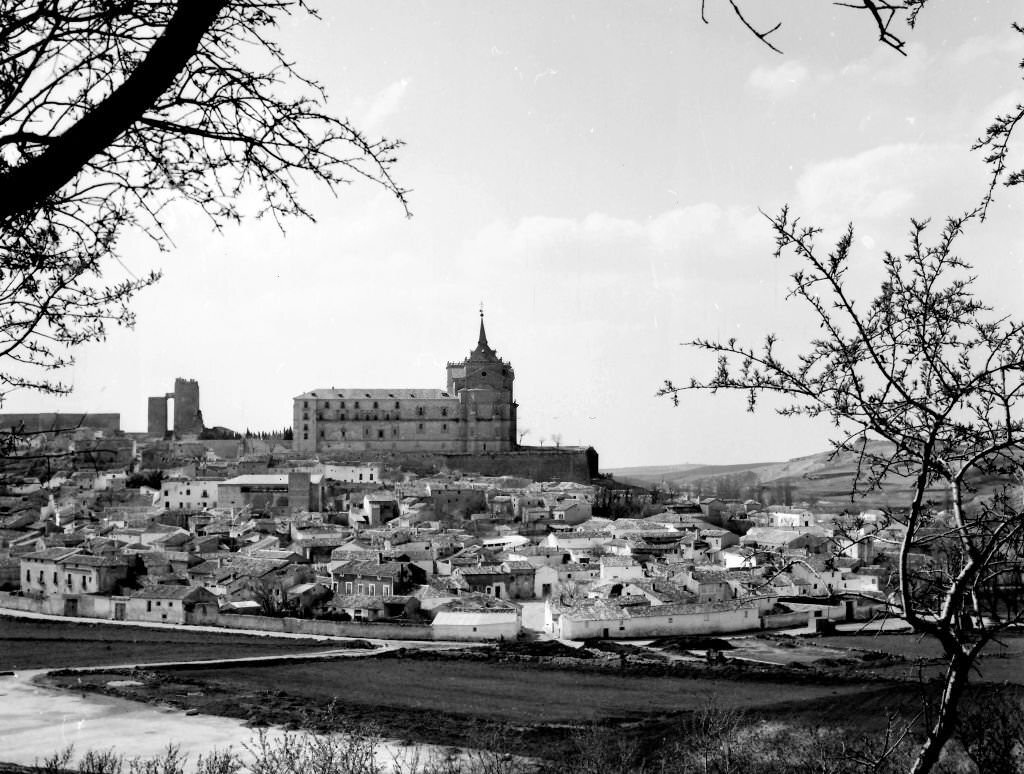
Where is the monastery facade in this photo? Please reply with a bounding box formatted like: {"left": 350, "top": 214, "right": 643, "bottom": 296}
{"left": 293, "top": 314, "right": 517, "bottom": 455}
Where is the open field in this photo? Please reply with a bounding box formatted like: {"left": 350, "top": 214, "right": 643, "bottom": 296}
{"left": 47, "top": 648, "right": 938, "bottom": 758}
{"left": 802, "top": 631, "right": 1024, "bottom": 684}
{"left": 0, "top": 616, "right": 347, "bottom": 670}
{"left": 158, "top": 655, "right": 877, "bottom": 723}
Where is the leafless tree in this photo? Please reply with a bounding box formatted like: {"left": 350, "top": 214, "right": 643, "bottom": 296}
{"left": 0, "top": 1, "right": 408, "bottom": 403}
{"left": 661, "top": 207, "right": 1024, "bottom": 773}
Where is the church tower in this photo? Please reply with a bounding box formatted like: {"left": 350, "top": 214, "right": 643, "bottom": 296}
{"left": 446, "top": 310, "right": 517, "bottom": 452}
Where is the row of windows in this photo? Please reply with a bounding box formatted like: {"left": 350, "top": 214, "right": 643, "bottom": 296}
{"left": 338, "top": 581, "right": 391, "bottom": 596}
{"left": 27, "top": 570, "right": 96, "bottom": 591}
{"left": 304, "top": 399, "right": 402, "bottom": 410}
{"left": 304, "top": 424, "right": 451, "bottom": 436}
{"left": 304, "top": 407, "right": 452, "bottom": 421}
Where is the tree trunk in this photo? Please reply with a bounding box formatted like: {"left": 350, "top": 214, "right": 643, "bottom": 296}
{"left": 0, "top": 0, "right": 228, "bottom": 223}
{"left": 909, "top": 650, "right": 972, "bottom": 774}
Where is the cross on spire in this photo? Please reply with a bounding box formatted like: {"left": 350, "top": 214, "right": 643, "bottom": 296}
{"left": 478, "top": 303, "right": 488, "bottom": 347}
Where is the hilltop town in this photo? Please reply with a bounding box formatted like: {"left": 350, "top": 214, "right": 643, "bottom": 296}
{"left": 0, "top": 319, "right": 915, "bottom": 643}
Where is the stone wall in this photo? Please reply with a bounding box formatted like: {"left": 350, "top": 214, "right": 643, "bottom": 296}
{"left": 316, "top": 446, "right": 599, "bottom": 484}
{"left": 217, "top": 613, "right": 435, "bottom": 640}
{"left": 0, "top": 412, "right": 121, "bottom": 434}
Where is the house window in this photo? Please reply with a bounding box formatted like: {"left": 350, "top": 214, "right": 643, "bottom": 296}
{"left": 368, "top": 583, "right": 375, "bottom": 595}
{"left": 442, "top": 424, "right": 448, "bottom": 433}
{"left": 377, "top": 430, "right": 384, "bottom": 439}
{"left": 359, "top": 473, "right": 363, "bottom": 481}
{"left": 357, "top": 583, "right": 364, "bottom": 594}
{"left": 441, "top": 408, "right": 448, "bottom": 417}
{"left": 373, "top": 401, "right": 379, "bottom": 409}
{"left": 303, "top": 401, "right": 308, "bottom": 408}
{"left": 354, "top": 401, "right": 360, "bottom": 408}
{"left": 417, "top": 423, "right": 424, "bottom": 433}
{"left": 52, "top": 571, "right": 57, "bottom": 585}
{"left": 345, "top": 582, "right": 353, "bottom": 594}
{"left": 303, "top": 433, "right": 308, "bottom": 440}
{"left": 394, "top": 401, "right": 399, "bottom": 408}
{"left": 147, "top": 600, "right": 152, "bottom": 612}
{"left": 186, "top": 489, "right": 191, "bottom": 496}
{"left": 340, "top": 401, "right": 345, "bottom": 408}
{"left": 66, "top": 574, "right": 72, "bottom": 587}
{"left": 382, "top": 584, "right": 390, "bottom": 596}
{"left": 416, "top": 406, "right": 424, "bottom": 416}
{"left": 369, "top": 473, "right": 374, "bottom": 482}
{"left": 324, "top": 401, "right": 330, "bottom": 409}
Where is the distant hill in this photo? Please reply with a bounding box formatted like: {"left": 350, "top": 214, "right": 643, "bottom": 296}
{"left": 607, "top": 442, "right": 1013, "bottom": 511}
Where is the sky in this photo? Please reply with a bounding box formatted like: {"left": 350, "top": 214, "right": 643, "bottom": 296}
{"left": 5, "top": 1, "right": 1024, "bottom": 469}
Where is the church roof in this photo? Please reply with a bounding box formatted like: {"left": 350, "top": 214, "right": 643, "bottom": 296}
{"left": 468, "top": 310, "right": 503, "bottom": 362}
{"left": 295, "top": 388, "right": 452, "bottom": 400}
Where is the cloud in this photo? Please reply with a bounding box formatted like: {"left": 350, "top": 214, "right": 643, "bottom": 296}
{"left": 950, "top": 32, "right": 1024, "bottom": 66}
{"left": 839, "top": 43, "right": 933, "bottom": 87}
{"left": 360, "top": 78, "right": 410, "bottom": 130}
{"left": 794, "top": 142, "right": 967, "bottom": 225}
{"left": 747, "top": 61, "right": 810, "bottom": 97}
{"left": 458, "top": 204, "right": 769, "bottom": 283}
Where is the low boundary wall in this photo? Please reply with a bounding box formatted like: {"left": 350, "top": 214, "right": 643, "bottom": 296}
{"left": 216, "top": 613, "right": 434, "bottom": 640}
{"left": 0, "top": 593, "right": 506, "bottom": 641}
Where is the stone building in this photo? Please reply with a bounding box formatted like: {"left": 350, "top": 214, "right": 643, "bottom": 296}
{"left": 293, "top": 314, "right": 517, "bottom": 455}
{"left": 147, "top": 377, "right": 204, "bottom": 438}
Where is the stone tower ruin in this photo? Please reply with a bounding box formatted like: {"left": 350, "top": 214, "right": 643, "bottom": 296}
{"left": 146, "top": 378, "right": 205, "bottom": 438}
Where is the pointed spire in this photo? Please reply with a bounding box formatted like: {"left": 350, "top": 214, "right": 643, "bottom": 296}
{"left": 478, "top": 303, "right": 488, "bottom": 347}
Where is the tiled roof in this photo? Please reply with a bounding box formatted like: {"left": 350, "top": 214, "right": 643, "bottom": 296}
{"left": 455, "top": 564, "right": 506, "bottom": 576}
{"left": 130, "top": 585, "right": 204, "bottom": 600}
{"left": 295, "top": 388, "right": 451, "bottom": 400}
{"left": 21, "top": 547, "right": 80, "bottom": 561}
{"left": 58, "top": 554, "right": 127, "bottom": 568}
{"left": 332, "top": 559, "right": 404, "bottom": 578}
{"left": 331, "top": 593, "right": 386, "bottom": 610}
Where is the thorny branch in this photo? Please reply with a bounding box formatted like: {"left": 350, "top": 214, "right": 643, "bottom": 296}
{"left": 0, "top": 1, "right": 409, "bottom": 402}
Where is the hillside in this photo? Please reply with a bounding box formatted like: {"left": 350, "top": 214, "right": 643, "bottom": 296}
{"left": 608, "top": 442, "right": 1013, "bottom": 511}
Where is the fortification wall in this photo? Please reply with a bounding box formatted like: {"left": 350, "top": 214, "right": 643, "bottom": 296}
{"left": 318, "top": 446, "right": 599, "bottom": 484}
{"left": 0, "top": 413, "right": 121, "bottom": 434}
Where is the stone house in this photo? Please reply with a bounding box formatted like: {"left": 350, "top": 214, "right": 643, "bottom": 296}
{"left": 453, "top": 561, "right": 535, "bottom": 600}
{"left": 126, "top": 585, "right": 220, "bottom": 624}
{"left": 331, "top": 559, "right": 424, "bottom": 597}
{"left": 20, "top": 547, "right": 83, "bottom": 595}
{"left": 598, "top": 555, "right": 644, "bottom": 581}
{"left": 546, "top": 597, "right": 759, "bottom": 639}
